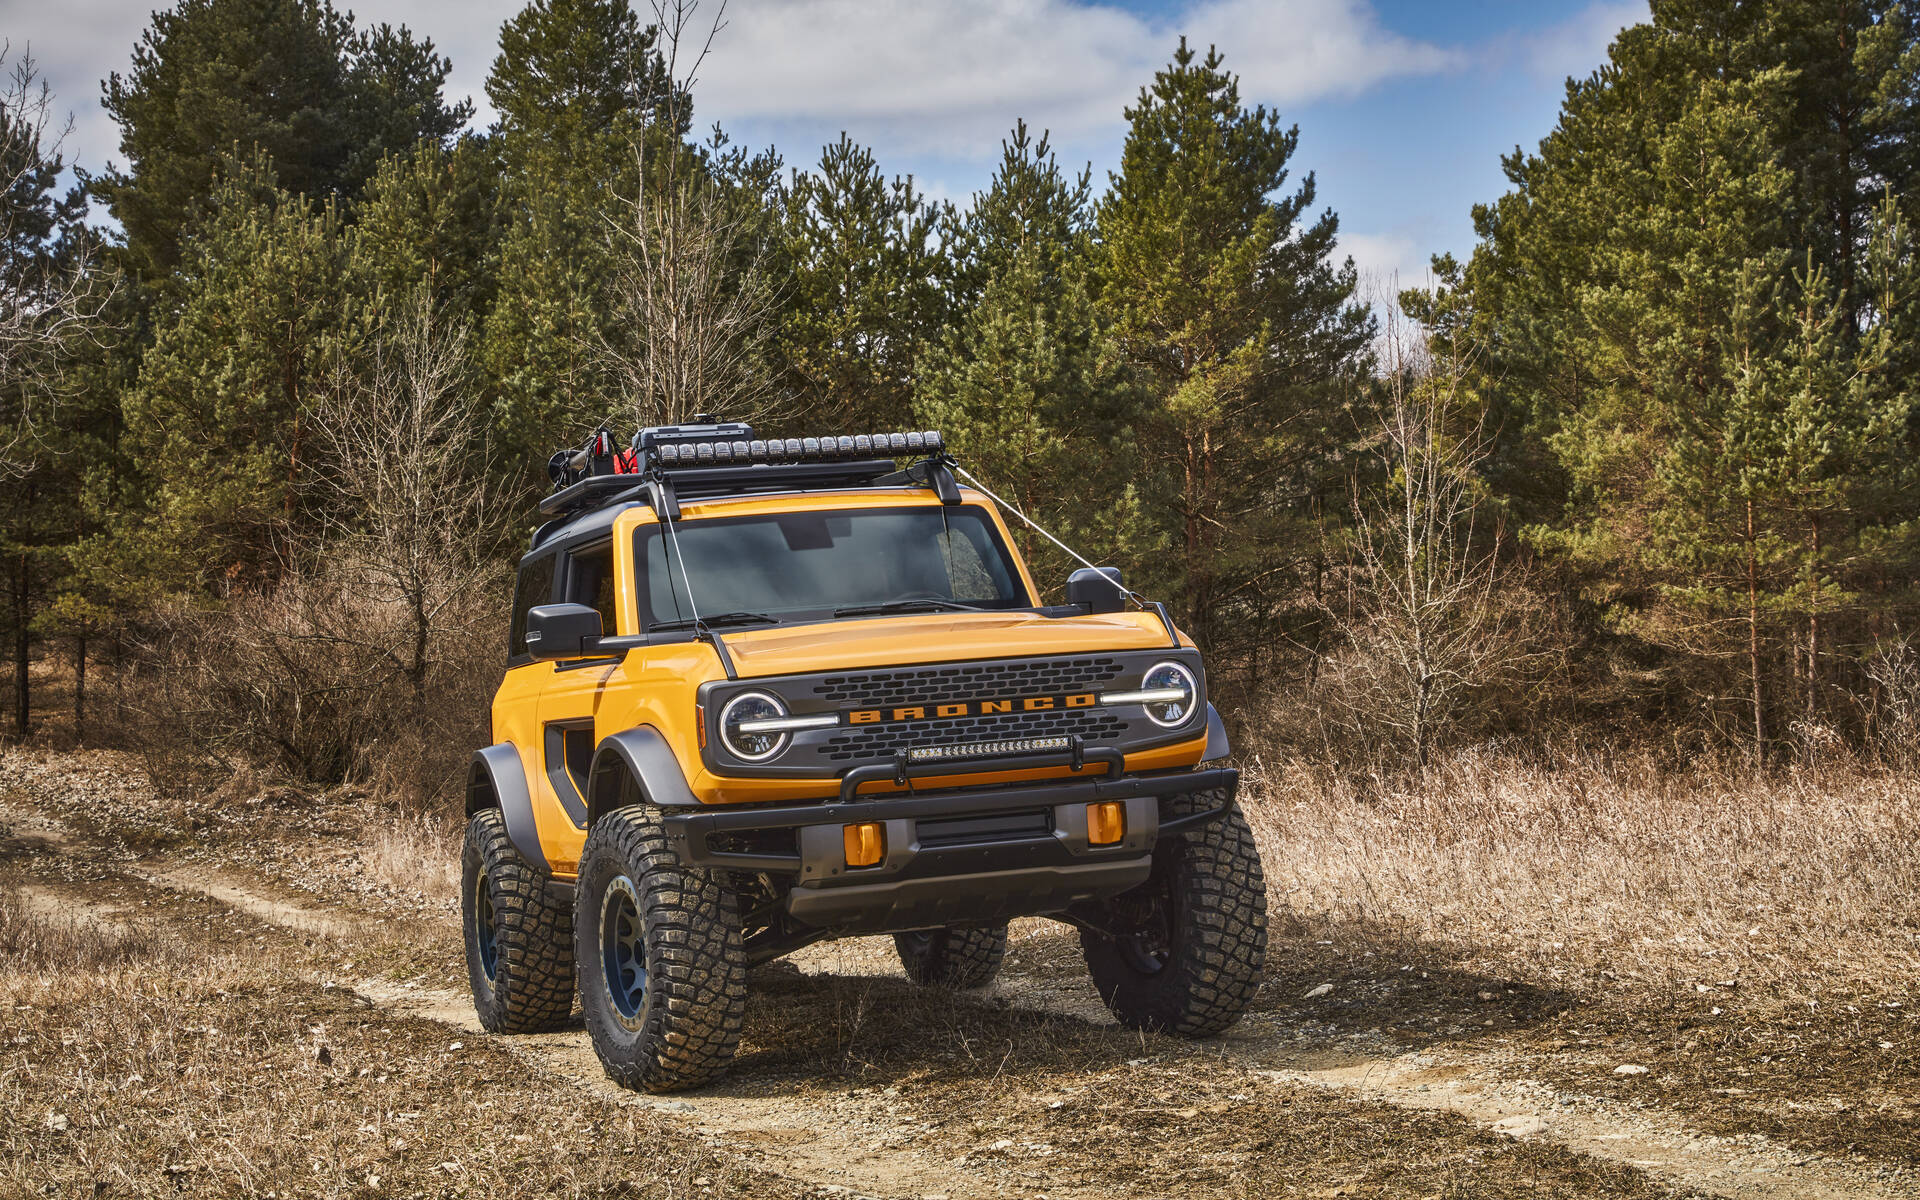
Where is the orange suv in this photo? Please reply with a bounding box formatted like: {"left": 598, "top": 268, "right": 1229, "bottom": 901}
{"left": 462, "top": 421, "right": 1267, "bottom": 1091}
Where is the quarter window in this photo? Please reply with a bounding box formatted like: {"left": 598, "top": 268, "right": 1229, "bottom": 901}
{"left": 509, "top": 555, "right": 557, "bottom": 658}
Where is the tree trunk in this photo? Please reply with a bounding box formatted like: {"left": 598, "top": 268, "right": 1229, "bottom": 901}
{"left": 1747, "top": 498, "right": 1764, "bottom": 755}
{"left": 11, "top": 548, "right": 28, "bottom": 739}
{"left": 1807, "top": 514, "right": 1820, "bottom": 716}
{"left": 73, "top": 633, "right": 86, "bottom": 744}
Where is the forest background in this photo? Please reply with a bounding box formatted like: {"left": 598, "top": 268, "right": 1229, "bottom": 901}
{"left": 7, "top": 0, "right": 1920, "bottom": 801}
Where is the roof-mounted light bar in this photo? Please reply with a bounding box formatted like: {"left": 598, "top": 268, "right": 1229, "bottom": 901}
{"left": 652, "top": 430, "right": 944, "bottom": 468}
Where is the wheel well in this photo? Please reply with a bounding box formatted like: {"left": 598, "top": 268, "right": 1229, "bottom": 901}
{"left": 466, "top": 757, "right": 500, "bottom": 818}
{"left": 586, "top": 753, "right": 647, "bottom": 827}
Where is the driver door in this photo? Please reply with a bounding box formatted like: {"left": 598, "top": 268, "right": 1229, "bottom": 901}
{"left": 533, "top": 538, "right": 624, "bottom": 874}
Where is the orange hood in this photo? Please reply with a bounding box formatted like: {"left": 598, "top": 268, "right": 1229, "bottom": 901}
{"left": 718, "top": 610, "right": 1184, "bottom": 678}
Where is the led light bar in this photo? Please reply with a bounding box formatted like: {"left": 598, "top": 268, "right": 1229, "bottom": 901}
{"left": 1096, "top": 686, "right": 1190, "bottom": 705}
{"left": 906, "top": 735, "right": 1072, "bottom": 764}
{"left": 653, "top": 430, "right": 944, "bottom": 467}
{"left": 731, "top": 713, "right": 841, "bottom": 735}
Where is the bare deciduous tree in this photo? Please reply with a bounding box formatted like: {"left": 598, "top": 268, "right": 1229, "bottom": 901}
{"left": 1, "top": 43, "right": 112, "bottom": 477}
{"left": 1323, "top": 301, "right": 1548, "bottom": 767}
{"left": 595, "top": 0, "right": 784, "bottom": 429}
{"left": 314, "top": 290, "right": 504, "bottom": 701}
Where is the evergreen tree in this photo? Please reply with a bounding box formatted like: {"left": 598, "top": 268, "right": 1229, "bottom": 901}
{"left": 916, "top": 123, "right": 1125, "bottom": 582}
{"left": 96, "top": 0, "right": 468, "bottom": 284}
{"left": 2, "top": 49, "right": 115, "bottom": 737}
{"left": 123, "top": 160, "right": 368, "bottom": 584}
{"left": 1095, "top": 41, "right": 1373, "bottom": 663}
{"left": 354, "top": 137, "right": 501, "bottom": 327}
{"left": 1448, "top": 0, "right": 1920, "bottom": 746}
{"left": 778, "top": 135, "right": 943, "bottom": 431}
{"left": 480, "top": 0, "right": 675, "bottom": 484}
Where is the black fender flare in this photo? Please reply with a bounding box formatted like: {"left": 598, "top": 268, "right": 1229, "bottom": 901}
{"left": 586, "top": 726, "right": 699, "bottom": 827}
{"left": 467, "top": 743, "right": 549, "bottom": 874}
{"left": 1201, "top": 703, "right": 1230, "bottom": 763}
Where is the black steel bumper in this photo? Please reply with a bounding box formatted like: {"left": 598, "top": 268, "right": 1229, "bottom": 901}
{"left": 661, "top": 747, "right": 1238, "bottom": 935}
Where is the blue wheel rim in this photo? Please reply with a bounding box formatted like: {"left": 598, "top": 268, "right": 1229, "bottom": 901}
{"left": 474, "top": 869, "right": 499, "bottom": 982}
{"left": 600, "top": 876, "right": 647, "bottom": 1023}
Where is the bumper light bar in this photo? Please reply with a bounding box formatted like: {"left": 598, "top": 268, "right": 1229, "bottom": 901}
{"left": 906, "top": 735, "right": 1071, "bottom": 764}
{"left": 654, "top": 430, "right": 943, "bottom": 467}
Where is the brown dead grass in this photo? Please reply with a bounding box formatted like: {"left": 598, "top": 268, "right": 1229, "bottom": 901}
{"left": 1244, "top": 747, "right": 1920, "bottom": 1004}
{"left": 1243, "top": 747, "right": 1920, "bottom": 1164}
{"left": 0, "top": 880, "right": 802, "bottom": 1200}
{"left": 358, "top": 810, "right": 462, "bottom": 903}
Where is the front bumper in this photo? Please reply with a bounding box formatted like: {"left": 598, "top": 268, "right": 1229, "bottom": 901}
{"left": 661, "top": 747, "right": 1237, "bottom": 934}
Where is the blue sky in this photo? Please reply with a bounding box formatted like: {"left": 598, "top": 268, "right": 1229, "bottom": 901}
{"left": 7, "top": 0, "right": 1646, "bottom": 287}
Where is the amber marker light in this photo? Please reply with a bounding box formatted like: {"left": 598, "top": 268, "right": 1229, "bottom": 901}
{"left": 843, "top": 822, "right": 885, "bottom": 868}
{"left": 1087, "top": 801, "right": 1126, "bottom": 846}
{"left": 695, "top": 704, "right": 706, "bottom": 750}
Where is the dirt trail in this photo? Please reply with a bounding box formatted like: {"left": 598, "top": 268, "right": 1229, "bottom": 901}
{"left": 4, "top": 792, "right": 1913, "bottom": 1200}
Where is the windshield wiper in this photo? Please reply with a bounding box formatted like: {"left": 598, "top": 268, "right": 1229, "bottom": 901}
{"left": 834, "top": 599, "right": 976, "bottom": 618}
{"left": 651, "top": 611, "right": 779, "bottom": 633}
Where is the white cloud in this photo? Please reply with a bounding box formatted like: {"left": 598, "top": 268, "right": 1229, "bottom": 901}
{"left": 1340, "top": 231, "right": 1431, "bottom": 296}
{"left": 1518, "top": 0, "right": 1647, "bottom": 84}
{"left": 697, "top": 0, "right": 1461, "bottom": 160}
{"left": 5, "top": 0, "right": 1460, "bottom": 191}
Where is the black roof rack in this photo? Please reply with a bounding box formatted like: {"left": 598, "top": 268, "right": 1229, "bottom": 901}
{"left": 532, "top": 421, "right": 959, "bottom": 525}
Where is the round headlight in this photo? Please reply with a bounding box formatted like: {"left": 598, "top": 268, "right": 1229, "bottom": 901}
{"left": 1140, "top": 661, "right": 1198, "bottom": 728}
{"left": 720, "top": 691, "right": 788, "bottom": 760}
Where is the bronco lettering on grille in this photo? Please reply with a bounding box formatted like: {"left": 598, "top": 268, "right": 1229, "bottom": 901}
{"left": 846, "top": 693, "right": 1097, "bottom": 725}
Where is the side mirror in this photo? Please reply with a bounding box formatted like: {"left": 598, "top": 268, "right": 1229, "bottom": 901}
{"left": 525, "top": 603, "right": 604, "bottom": 660}
{"left": 1066, "top": 566, "right": 1126, "bottom": 614}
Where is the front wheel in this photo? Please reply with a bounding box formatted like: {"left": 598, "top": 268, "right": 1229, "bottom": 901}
{"left": 1078, "top": 791, "right": 1267, "bottom": 1036}
{"left": 575, "top": 808, "right": 748, "bottom": 1092}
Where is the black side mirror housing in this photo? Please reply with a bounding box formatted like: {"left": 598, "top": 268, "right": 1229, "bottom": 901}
{"left": 1066, "top": 566, "right": 1126, "bottom": 614}
{"left": 525, "top": 603, "right": 604, "bottom": 660}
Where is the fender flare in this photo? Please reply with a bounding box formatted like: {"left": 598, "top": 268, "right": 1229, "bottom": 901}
{"left": 1201, "top": 703, "right": 1230, "bottom": 763}
{"left": 586, "top": 726, "right": 699, "bottom": 827}
{"left": 467, "top": 743, "right": 549, "bottom": 873}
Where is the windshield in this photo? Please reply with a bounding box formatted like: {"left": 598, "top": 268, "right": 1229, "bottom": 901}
{"left": 635, "top": 505, "right": 1029, "bottom": 630}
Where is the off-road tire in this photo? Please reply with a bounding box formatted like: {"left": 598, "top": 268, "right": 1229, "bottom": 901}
{"left": 462, "top": 809, "right": 575, "bottom": 1033}
{"left": 893, "top": 924, "right": 1008, "bottom": 989}
{"left": 1079, "top": 790, "right": 1267, "bottom": 1036}
{"left": 575, "top": 808, "right": 747, "bottom": 1092}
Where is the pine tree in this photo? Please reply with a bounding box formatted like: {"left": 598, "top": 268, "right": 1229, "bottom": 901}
{"left": 1449, "top": 0, "right": 1920, "bottom": 746}
{"left": 915, "top": 123, "right": 1125, "bottom": 583}
{"left": 777, "top": 135, "right": 943, "bottom": 432}
{"left": 1095, "top": 40, "right": 1373, "bottom": 663}
{"left": 353, "top": 137, "right": 501, "bottom": 329}
{"left": 2, "top": 48, "right": 116, "bottom": 737}
{"left": 123, "top": 159, "right": 368, "bottom": 584}
{"left": 479, "top": 0, "right": 675, "bottom": 484}
{"left": 97, "top": 0, "right": 468, "bottom": 283}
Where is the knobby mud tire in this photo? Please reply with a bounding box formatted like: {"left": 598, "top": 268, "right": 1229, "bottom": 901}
{"left": 893, "top": 924, "right": 1008, "bottom": 989}
{"left": 575, "top": 809, "right": 748, "bottom": 1092}
{"left": 1079, "top": 790, "right": 1267, "bottom": 1037}
{"left": 462, "top": 809, "right": 576, "bottom": 1033}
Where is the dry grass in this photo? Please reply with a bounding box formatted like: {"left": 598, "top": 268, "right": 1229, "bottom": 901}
{"left": 1243, "top": 747, "right": 1920, "bottom": 1003}
{"left": 358, "top": 810, "right": 463, "bottom": 903}
{"left": 0, "top": 879, "right": 803, "bottom": 1200}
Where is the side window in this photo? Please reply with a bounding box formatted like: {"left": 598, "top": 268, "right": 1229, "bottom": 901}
{"left": 509, "top": 555, "right": 556, "bottom": 658}
{"left": 566, "top": 542, "right": 619, "bottom": 635}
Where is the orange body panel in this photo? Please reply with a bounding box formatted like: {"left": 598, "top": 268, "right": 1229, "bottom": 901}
{"left": 491, "top": 485, "right": 1209, "bottom": 880}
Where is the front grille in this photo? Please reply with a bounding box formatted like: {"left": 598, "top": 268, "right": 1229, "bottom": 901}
{"left": 811, "top": 657, "right": 1125, "bottom": 708}
{"left": 821, "top": 708, "right": 1128, "bottom": 762}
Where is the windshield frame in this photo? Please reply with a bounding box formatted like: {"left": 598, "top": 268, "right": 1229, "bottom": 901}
{"left": 630, "top": 500, "right": 1037, "bottom": 633}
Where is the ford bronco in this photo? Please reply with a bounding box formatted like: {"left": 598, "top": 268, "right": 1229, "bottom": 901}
{"left": 463, "top": 420, "right": 1267, "bottom": 1092}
